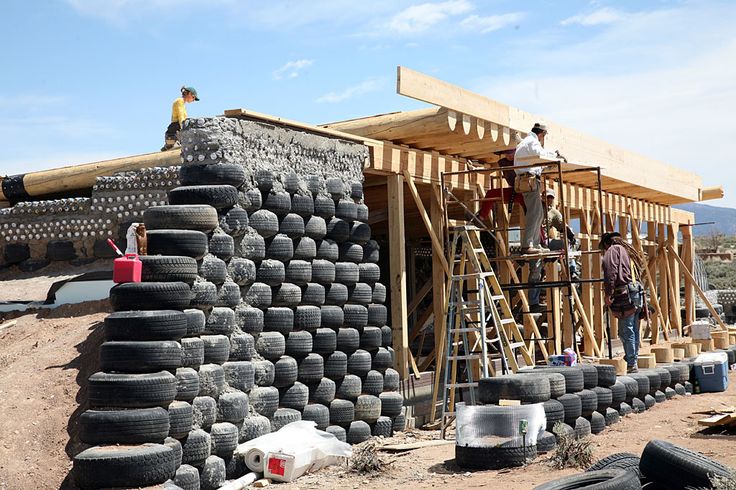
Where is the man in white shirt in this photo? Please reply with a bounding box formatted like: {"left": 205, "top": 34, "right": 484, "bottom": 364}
{"left": 514, "top": 123, "right": 560, "bottom": 254}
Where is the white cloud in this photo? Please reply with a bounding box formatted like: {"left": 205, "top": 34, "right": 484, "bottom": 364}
{"left": 386, "top": 0, "right": 473, "bottom": 34}
{"left": 473, "top": 2, "right": 736, "bottom": 205}
{"left": 459, "top": 12, "right": 524, "bottom": 33}
{"left": 316, "top": 78, "right": 385, "bottom": 103}
{"left": 561, "top": 7, "right": 627, "bottom": 26}
{"left": 272, "top": 59, "right": 314, "bottom": 80}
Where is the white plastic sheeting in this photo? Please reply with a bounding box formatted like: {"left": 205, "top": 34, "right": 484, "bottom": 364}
{"left": 456, "top": 402, "right": 546, "bottom": 447}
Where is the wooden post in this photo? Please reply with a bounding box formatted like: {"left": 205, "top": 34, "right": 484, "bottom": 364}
{"left": 681, "top": 224, "right": 696, "bottom": 326}
{"left": 667, "top": 223, "right": 682, "bottom": 336}
{"left": 430, "top": 185, "right": 446, "bottom": 377}
{"left": 388, "top": 174, "right": 409, "bottom": 379}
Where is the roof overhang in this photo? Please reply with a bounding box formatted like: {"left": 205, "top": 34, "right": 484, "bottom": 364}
{"left": 324, "top": 66, "right": 711, "bottom": 206}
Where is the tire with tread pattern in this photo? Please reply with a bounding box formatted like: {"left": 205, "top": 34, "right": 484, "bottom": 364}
{"left": 147, "top": 230, "right": 208, "bottom": 260}
{"left": 533, "top": 469, "right": 641, "bottom": 490}
{"left": 104, "top": 310, "right": 187, "bottom": 341}
{"left": 168, "top": 185, "right": 239, "bottom": 209}
{"left": 73, "top": 443, "right": 177, "bottom": 489}
{"left": 639, "top": 439, "right": 730, "bottom": 489}
{"left": 455, "top": 443, "right": 537, "bottom": 470}
{"left": 110, "top": 282, "right": 191, "bottom": 311}
{"left": 144, "top": 205, "right": 219, "bottom": 232}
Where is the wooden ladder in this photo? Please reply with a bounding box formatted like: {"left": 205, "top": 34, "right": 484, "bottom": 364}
{"left": 440, "top": 226, "right": 532, "bottom": 437}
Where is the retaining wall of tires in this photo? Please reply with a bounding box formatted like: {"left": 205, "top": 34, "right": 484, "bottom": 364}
{"left": 72, "top": 116, "right": 406, "bottom": 489}
{"left": 0, "top": 166, "right": 180, "bottom": 270}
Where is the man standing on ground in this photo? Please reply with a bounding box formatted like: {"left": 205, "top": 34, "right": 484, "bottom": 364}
{"left": 600, "top": 232, "right": 644, "bottom": 373}
{"left": 514, "top": 123, "right": 560, "bottom": 254}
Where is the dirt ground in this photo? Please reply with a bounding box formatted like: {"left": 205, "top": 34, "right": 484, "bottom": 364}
{"left": 0, "top": 302, "right": 735, "bottom": 490}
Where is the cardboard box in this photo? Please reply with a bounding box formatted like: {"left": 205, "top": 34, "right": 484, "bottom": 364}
{"left": 598, "top": 358, "right": 627, "bottom": 375}
{"left": 690, "top": 322, "right": 713, "bottom": 340}
{"left": 637, "top": 354, "right": 657, "bottom": 369}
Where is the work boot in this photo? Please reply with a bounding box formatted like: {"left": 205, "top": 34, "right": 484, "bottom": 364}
{"left": 529, "top": 303, "right": 548, "bottom": 313}
{"left": 627, "top": 365, "right": 638, "bottom": 374}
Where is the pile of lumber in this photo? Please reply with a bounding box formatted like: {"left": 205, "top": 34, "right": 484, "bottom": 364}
{"left": 696, "top": 405, "right": 736, "bottom": 428}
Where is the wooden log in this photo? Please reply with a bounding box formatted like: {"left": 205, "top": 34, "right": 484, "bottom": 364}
{"left": 693, "top": 338, "right": 714, "bottom": 352}
{"left": 672, "top": 348, "right": 685, "bottom": 360}
{"left": 637, "top": 354, "right": 657, "bottom": 369}
{"left": 598, "top": 358, "right": 627, "bottom": 376}
{"left": 712, "top": 331, "right": 729, "bottom": 350}
{"left": 650, "top": 346, "right": 674, "bottom": 364}
{"left": 1, "top": 150, "right": 182, "bottom": 202}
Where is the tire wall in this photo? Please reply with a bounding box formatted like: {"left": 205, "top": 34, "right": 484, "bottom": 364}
{"left": 74, "top": 116, "right": 404, "bottom": 489}
{"left": 0, "top": 166, "right": 180, "bottom": 268}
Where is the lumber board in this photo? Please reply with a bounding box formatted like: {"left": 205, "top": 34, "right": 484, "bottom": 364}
{"left": 388, "top": 174, "right": 409, "bottom": 379}
{"left": 396, "top": 66, "right": 702, "bottom": 203}
{"left": 380, "top": 440, "right": 454, "bottom": 452}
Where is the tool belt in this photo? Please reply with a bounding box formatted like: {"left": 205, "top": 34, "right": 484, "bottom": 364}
{"left": 514, "top": 173, "right": 539, "bottom": 194}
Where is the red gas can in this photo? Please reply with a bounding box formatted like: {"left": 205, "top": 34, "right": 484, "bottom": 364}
{"left": 113, "top": 254, "right": 142, "bottom": 283}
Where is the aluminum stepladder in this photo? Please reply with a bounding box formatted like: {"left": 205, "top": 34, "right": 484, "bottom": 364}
{"left": 440, "top": 225, "right": 531, "bottom": 438}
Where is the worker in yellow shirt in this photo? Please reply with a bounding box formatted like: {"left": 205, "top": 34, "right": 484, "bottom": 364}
{"left": 161, "top": 86, "right": 199, "bottom": 151}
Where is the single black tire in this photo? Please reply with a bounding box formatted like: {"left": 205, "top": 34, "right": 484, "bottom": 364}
{"left": 104, "top": 310, "right": 188, "bottom": 341}
{"left": 639, "top": 439, "right": 731, "bottom": 489}
{"left": 652, "top": 368, "right": 672, "bottom": 390}
{"left": 168, "top": 400, "right": 194, "bottom": 439}
{"left": 358, "top": 263, "right": 381, "bottom": 284}
{"left": 371, "top": 346, "right": 393, "bottom": 373}
{"left": 367, "top": 304, "right": 388, "bottom": 327}
{"left": 675, "top": 383, "right": 686, "bottom": 396}
{"left": 249, "top": 386, "right": 280, "bottom": 418}
{"left": 337, "top": 328, "right": 360, "bottom": 354}
{"left": 344, "top": 304, "right": 368, "bottom": 328}
{"left": 575, "top": 417, "right": 591, "bottom": 439}
{"left": 336, "top": 374, "right": 362, "bottom": 401}
{"left": 294, "top": 305, "right": 322, "bottom": 331}
{"left": 190, "top": 280, "right": 218, "bottom": 309}
{"left": 301, "top": 283, "right": 326, "bottom": 306}
{"left": 285, "top": 331, "right": 313, "bottom": 359}
{"left": 321, "top": 305, "right": 344, "bottom": 329}
{"left": 79, "top": 407, "right": 170, "bottom": 445}
{"left": 144, "top": 205, "right": 219, "bottom": 232}
{"left": 643, "top": 394, "right": 656, "bottom": 409}
{"left": 640, "top": 370, "right": 661, "bottom": 395}
{"left": 244, "top": 188, "right": 263, "bottom": 211}
{"left": 249, "top": 209, "right": 280, "bottom": 238}
{"left": 291, "top": 193, "right": 314, "bottom": 217}
{"left": 594, "top": 364, "right": 617, "bottom": 387}
{"left": 326, "top": 217, "right": 350, "bottom": 243}
{"left": 197, "top": 364, "right": 226, "bottom": 399}
{"left": 169, "top": 184, "right": 239, "bottom": 209}
{"left": 363, "top": 370, "right": 384, "bottom": 396}
{"left": 363, "top": 240, "right": 380, "bottom": 263}
{"left": 348, "top": 283, "right": 373, "bottom": 306}
{"left": 309, "top": 377, "right": 337, "bottom": 406}
{"left": 610, "top": 381, "right": 627, "bottom": 408}
{"left": 543, "top": 399, "right": 565, "bottom": 432}
{"left": 88, "top": 371, "right": 177, "bottom": 408}
{"left": 590, "top": 411, "right": 606, "bottom": 434}
{"left": 181, "top": 338, "right": 204, "bottom": 369}
{"left": 379, "top": 392, "right": 403, "bottom": 418}
{"left": 334, "top": 199, "right": 357, "bottom": 221}
{"left": 240, "top": 231, "right": 266, "bottom": 261}
{"left": 293, "top": 236, "right": 317, "bottom": 261}
{"left": 100, "top": 340, "right": 182, "bottom": 373}
{"left": 305, "top": 216, "right": 328, "bottom": 240}
{"left": 209, "top": 233, "right": 235, "bottom": 261}
{"left": 329, "top": 399, "right": 355, "bottom": 427}
{"left": 271, "top": 282, "right": 302, "bottom": 307}
{"left": 455, "top": 443, "right": 537, "bottom": 470}
{"left": 198, "top": 255, "right": 227, "bottom": 285}
{"left": 314, "top": 195, "right": 336, "bottom": 219}
{"left": 173, "top": 464, "right": 200, "bottom": 490}
{"left": 557, "top": 393, "right": 583, "bottom": 425}
{"left": 302, "top": 403, "right": 330, "bottom": 430}
{"left": 210, "top": 422, "right": 239, "bottom": 457}
{"left": 263, "top": 191, "right": 291, "bottom": 217}
{"left": 223, "top": 361, "right": 255, "bottom": 393}
{"left": 384, "top": 368, "right": 400, "bottom": 392}
{"left": 577, "top": 389, "right": 598, "bottom": 417}
{"left": 479, "top": 375, "right": 551, "bottom": 404}
{"left": 516, "top": 371, "right": 566, "bottom": 399}
{"left": 654, "top": 390, "right": 666, "bottom": 403}
{"left": 625, "top": 373, "right": 650, "bottom": 399}
{"left": 264, "top": 307, "right": 294, "bottom": 335}
{"left": 592, "top": 386, "right": 613, "bottom": 413}
{"left": 631, "top": 397, "right": 646, "bottom": 413}
{"left": 537, "top": 431, "right": 557, "bottom": 454}
{"left": 181, "top": 428, "right": 211, "bottom": 466}
{"left": 604, "top": 407, "right": 620, "bottom": 426}
{"left": 579, "top": 364, "right": 599, "bottom": 389}
{"left": 254, "top": 360, "right": 275, "bottom": 387}
{"left": 73, "top": 443, "right": 177, "bottom": 489}
{"left": 180, "top": 163, "right": 246, "bottom": 187}
{"left": 255, "top": 331, "right": 286, "bottom": 361}
{"left": 360, "top": 326, "right": 382, "bottom": 352}
{"left": 285, "top": 260, "right": 312, "bottom": 286}
{"left": 273, "top": 356, "right": 299, "bottom": 388}
{"left": 312, "top": 259, "right": 336, "bottom": 284}
{"left": 587, "top": 452, "right": 642, "bottom": 479}
{"left": 372, "top": 415, "right": 393, "bottom": 438}
{"left": 271, "top": 407, "right": 301, "bottom": 431}
{"left": 335, "top": 262, "right": 359, "bottom": 286}
{"left": 381, "top": 325, "right": 392, "bottom": 347}
{"left": 298, "top": 353, "right": 325, "bottom": 384}
{"left": 313, "top": 327, "right": 337, "bottom": 356}
{"left": 110, "top": 282, "right": 191, "bottom": 311}
{"left": 346, "top": 420, "right": 372, "bottom": 444}
{"left": 535, "top": 366, "right": 584, "bottom": 393}
{"left": 533, "top": 469, "right": 641, "bottom": 490}
{"left": 147, "top": 230, "right": 208, "bottom": 260}
{"left": 347, "top": 349, "right": 372, "bottom": 377}
{"left": 265, "top": 234, "right": 294, "bottom": 262}
{"left": 324, "top": 351, "right": 348, "bottom": 380}
{"left": 354, "top": 394, "right": 381, "bottom": 423}
{"left": 316, "top": 239, "right": 339, "bottom": 262}
{"left": 239, "top": 415, "right": 271, "bottom": 442}
{"left": 202, "top": 335, "right": 230, "bottom": 364}
{"left": 339, "top": 242, "right": 363, "bottom": 263}
{"left": 175, "top": 367, "right": 200, "bottom": 402}
{"left": 279, "top": 213, "right": 305, "bottom": 238}
{"left": 200, "top": 454, "right": 226, "bottom": 490}
{"left": 350, "top": 221, "right": 371, "bottom": 245}
{"left": 141, "top": 255, "right": 199, "bottom": 284}
{"left": 217, "top": 391, "right": 249, "bottom": 424}
{"left": 325, "top": 283, "right": 349, "bottom": 306}
{"left": 205, "top": 307, "right": 236, "bottom": 336}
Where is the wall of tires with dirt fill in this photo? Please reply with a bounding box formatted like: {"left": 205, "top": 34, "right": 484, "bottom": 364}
{"left": 71, "top": 116, "right": 406, "bottom": 489}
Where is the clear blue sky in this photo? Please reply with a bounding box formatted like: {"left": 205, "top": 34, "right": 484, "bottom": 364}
{"left": 2, "top": 0, "right": 735, "bottom": 206}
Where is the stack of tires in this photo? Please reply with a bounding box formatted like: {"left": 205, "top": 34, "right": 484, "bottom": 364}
{"left": 73, "top": 144, "right": 404, "bottom": 488}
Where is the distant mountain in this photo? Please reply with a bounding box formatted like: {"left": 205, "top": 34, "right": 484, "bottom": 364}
{"left": 673, "top": 203, "right": 736, "bottom": 236}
